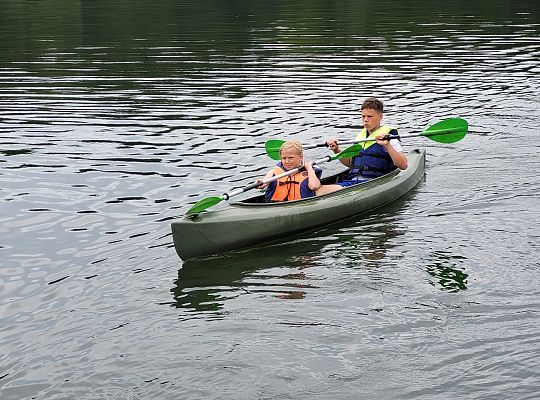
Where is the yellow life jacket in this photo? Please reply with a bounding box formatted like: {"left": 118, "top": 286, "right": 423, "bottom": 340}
{"left": 354, "top": 125, "right": 395, "bottom": 149}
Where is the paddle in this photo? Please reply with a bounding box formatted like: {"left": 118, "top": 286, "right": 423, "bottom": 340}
{"left": 185, "top": 145, "right": 362, "bottom": 215}
{"left": 264, "top": 117, "right": 468, "bottom": 160}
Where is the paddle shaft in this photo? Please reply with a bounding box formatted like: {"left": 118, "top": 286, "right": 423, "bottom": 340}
{"left": 222, "top": 155, "right": 333, "bottom": 200}
{"left": 308, "top": 127, "right": 460, "bottom": 149}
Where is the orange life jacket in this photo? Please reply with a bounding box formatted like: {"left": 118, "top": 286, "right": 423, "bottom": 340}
{"left": 269, "top": 165, "right": 311, "bottom": 202}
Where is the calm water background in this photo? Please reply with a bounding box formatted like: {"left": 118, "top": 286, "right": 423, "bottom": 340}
{"left": 1, "top": 0, "right": 539, "bottom": 399}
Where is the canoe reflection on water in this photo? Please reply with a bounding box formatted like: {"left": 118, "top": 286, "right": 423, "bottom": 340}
{"left": 169, "top": 183, "right": 470, "bottom": 314}
{"left": 170, "top": 240, "right": 322, "bottom": 313}
{"left": 170, "top": 215, "right": 411, "bottom": 313}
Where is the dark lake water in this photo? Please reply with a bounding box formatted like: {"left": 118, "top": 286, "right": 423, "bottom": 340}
{"left": 1, "top": 0, "right": 539, "bottom": 399}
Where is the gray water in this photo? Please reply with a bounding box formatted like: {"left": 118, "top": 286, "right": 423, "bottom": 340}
{"left": 1, "top": 0, "right": 539, "bottom": 399}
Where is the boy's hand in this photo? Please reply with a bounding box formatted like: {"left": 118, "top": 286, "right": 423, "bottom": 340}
{"left": 375, "top": 134, "right": 390, "bottom": 146}
{"left": 255, "top": 179, "right": 268, "bottom": 189}
{"left": 325, "top": 139, "right": 340, "bottom": 153}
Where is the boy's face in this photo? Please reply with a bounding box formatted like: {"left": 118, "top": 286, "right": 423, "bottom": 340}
{"left": 361, "top": 108, "right": 383, "bottom": 132}
{"left": 280, "top": 148, "right": 303, "bottom": 170}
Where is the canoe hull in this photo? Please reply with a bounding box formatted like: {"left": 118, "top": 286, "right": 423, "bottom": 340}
{"left": 172, "top": 149, "right": 426, "bottom": 260}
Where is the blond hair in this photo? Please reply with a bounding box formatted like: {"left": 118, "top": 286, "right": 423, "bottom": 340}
{"left": 279, "top": 140, "right": 303, "bottom": 156}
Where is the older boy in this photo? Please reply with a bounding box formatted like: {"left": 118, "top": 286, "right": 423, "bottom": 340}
{"left": 316, "top": 97, "right": 408, "bottom": 195}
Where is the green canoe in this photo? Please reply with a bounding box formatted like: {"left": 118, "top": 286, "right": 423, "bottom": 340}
{"left": 172, "top": 148, "right": 426, "bottom": 260}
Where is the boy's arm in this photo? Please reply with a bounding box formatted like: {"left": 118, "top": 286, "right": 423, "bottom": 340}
{"left": 304, "top": 162, "right": 321, "bottom": 191}
{"left": 256, "top": 168, "right": 276, "bottom": 189}
{"left": 376, "top": 135, "right": 408, "bottom": 170}
{"left": 388, "top": 148, "right": 408, "bottom": 170}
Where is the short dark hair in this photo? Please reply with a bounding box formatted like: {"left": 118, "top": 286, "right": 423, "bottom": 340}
{"left": 361, "top": 97, "right": 384, "bottom": 113}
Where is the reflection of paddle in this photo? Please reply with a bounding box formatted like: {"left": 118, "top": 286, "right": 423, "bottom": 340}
{"left": 264, "top": 118, "right": 468, "bottom": 160}
{"left": 185, "top": 144, "right": 362, "bottom": 215}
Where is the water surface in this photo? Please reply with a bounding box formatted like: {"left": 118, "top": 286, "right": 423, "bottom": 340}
{"left": 1, "top": 0, "right": 539, "bottom": 399}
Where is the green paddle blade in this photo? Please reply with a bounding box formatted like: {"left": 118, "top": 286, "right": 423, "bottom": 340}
{"left": 264, "top": 139, "right": 285, "bottom": 160}
{"left": 186, "top": 195, "right": 224, "bottom": 215}
{"left": 422, "top": 118, "right": 468, "bottom": 143}
{"left": 333, "top": 144, "right": 362, "bottom": 160}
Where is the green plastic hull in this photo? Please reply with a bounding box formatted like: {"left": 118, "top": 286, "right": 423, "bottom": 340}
{"left": 172, "top": 149, "right": 426, "bottom": 260}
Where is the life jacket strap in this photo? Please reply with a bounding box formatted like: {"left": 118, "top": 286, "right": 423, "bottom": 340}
{"left": 278, "top": 181, "right": 300, "bottom": 186}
